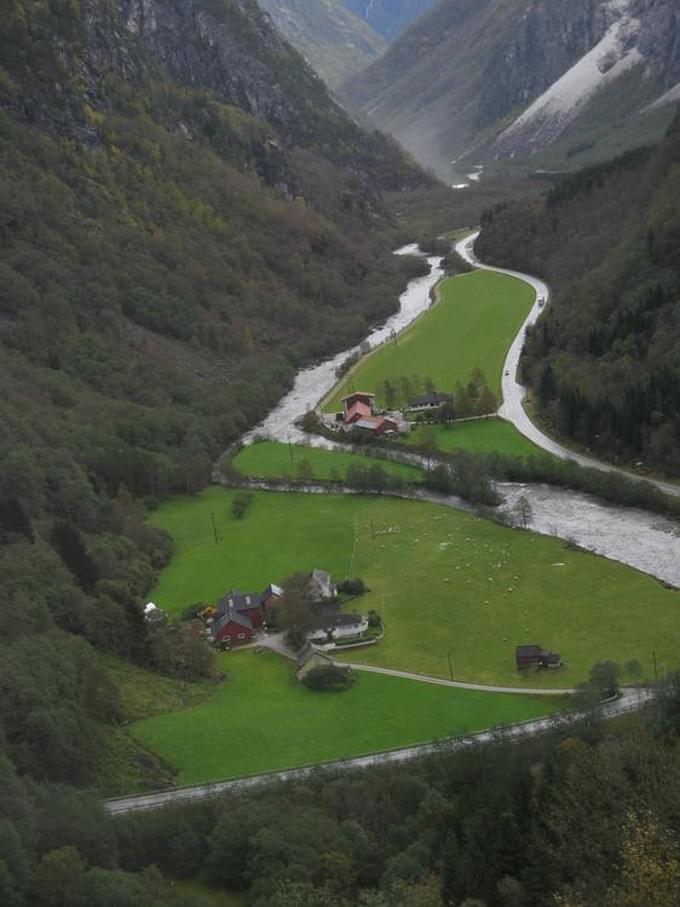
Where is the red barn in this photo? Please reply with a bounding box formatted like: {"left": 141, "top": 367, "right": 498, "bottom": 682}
{"left": 217, "top": 590, "right": 264, "bottom": 628}
{"left": 211, "top": 607, "right": 253, "bottom": 646}
{"left": 342, "top": 392, "right": 375, "bottom": 424}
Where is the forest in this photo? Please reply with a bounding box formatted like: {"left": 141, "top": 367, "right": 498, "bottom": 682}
{"left": 477, "top": 111, "right": 680, "bottom": 475}
{"left": 0, "top": 0, "right": 434, "bottom": 894}
{"left": 3, "top": 681, "right": 680, "bottom": 905}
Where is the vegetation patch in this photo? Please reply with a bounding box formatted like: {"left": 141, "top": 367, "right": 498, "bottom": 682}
{"left": 232, "top": 440, "right": 421, "bottom": 482}
{"left": 132, "top": 651, "right": 564, "bottom": 784}
{"left": 150, "top": 490, "right": 680, "bottom": 687}
{"left": 324, "top": 270, "right": 534, "bottom": 412}
{"left": 404, "top": 417, "right": 542, "bottom": 458}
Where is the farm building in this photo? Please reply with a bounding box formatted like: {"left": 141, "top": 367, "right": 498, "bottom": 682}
{"left": 217, "top": 589, "right": 265, "bottom": 628}
{"left": 210, "top": 607, "right": 254, "bottom": 646}
{"left": 309, "top": 569, "right": 337, "bottom": 601}
{"left": 408, "top": 392, "right": 453, "bottom": 411}
{"left": 262, "top": 583, "right": 284, "bottom": 612}
{"left": 515, "top": 645, "right": 562, "bottom": 671}
{"left": 342, "top": 391, "right": 376, "bottom": 424}
{"left": 306, "top": 602, "right": 368, "bottom": 645}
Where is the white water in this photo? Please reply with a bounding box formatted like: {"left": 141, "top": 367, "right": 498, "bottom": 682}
{"left": 242, "top": 246, "right": 444, "bottom": 445}
{"left": 235, "top": 236, "right": 680, "bottom": 588}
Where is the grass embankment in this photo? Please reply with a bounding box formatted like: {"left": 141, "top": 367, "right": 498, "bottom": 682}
{"left": 233, "top": 440, "right": 421, "bottom": 482}
{"left": 404, "top": 417, "right": 541, "bottom": 458}
{"left": 324, "top": 269, "right": 534, "bottom": 411}
{"left": 133, "top": 652, "right": 564, "bottom": 785}
{"left": 149, "top": 489, "right": 680, "bottom": 687}
{"left": 96, "top": 658, "right": 217, "bottom": 795}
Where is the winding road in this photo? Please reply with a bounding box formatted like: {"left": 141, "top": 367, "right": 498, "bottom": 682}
{"left": 455, "top": 232, "right": 680, "bottom": 499}
{"left": 104, "top": 688, "right": 652, "bottom": 814}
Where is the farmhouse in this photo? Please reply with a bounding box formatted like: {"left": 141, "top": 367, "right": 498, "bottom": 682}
{"left": 408, "top": 391, "right": 453, "bottom": 412}
{"left": 515, "top": 645, "right": 563, "bottom": 671}
{"left": 262, "top": 583, "right": 284, "bottom": 612}
{"left": 339, "top": 391, "right": 401, "bottom": 436}
{"left": 308, "top": 568, "right": 337, "bottom": 601}
{"left": 210, "top": 607, "right": 254, "bottom": 646}
{"left": 342, "top": 391, "right": 376, "bottom": 424}
{"left": 217, "top": 589, "right": 265, "bottom": 628}
{"left": 306, "top": 602, "right": 368, "bottom": 645}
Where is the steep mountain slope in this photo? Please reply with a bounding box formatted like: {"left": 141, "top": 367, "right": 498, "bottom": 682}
{"left": 257, "top": 0, "right": 386, "bottom": 88}
{"left": 0, "top": 0, "right": 431, "bottom": 815}
{"left": 341, "top": 0, "right": 680, "bottom": 178}
{"left": 477, "top": 110, "right": 680, "bottom": 475}
{"left": 340, "top": 0, "right": 437, "bottom": 41}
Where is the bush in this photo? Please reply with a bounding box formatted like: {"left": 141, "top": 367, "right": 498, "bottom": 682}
{"left": 338, "top": 578, "right": 367, "bottom": 597}
{"left": 302, "top": 665, "right": 355, "bottom": 692}
{"left": 231, "top": 492, "right": 253, "bottom": 519}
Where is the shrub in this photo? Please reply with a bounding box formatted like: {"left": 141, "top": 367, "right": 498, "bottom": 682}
{"left": 302, "top": 665, "right": 355, "bottom": 692}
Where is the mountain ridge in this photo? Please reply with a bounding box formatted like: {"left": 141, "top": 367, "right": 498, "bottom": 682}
{"left": 341, "top": 0, "right": 680, "bottom": 178}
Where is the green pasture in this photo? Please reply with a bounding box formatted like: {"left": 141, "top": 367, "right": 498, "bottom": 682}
{"left": 149, "top": 489, "right": 680, "bottom": 687}
{"left": 324, "top": 270, "right": 534, "bottom": 411}
{"left": 233, "top": 440, "right": 421, "bottom": 482}
{"left": 133, "top": 652, "right": 563, "bottom": 784}
{"left": 404, "top": 417, "right": 541, "bottom": 458}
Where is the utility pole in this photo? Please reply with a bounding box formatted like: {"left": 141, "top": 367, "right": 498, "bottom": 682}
{"left": 447, "top": 648, "right": 454, "bottom": 680}
{"left": 652, "top": 649, "right": 658, "bottom": 680}
{"left": 209, "top": 511, "right": 218, "bottom": 545}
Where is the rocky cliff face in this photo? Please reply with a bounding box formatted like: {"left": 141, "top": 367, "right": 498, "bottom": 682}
{"left": 256, "top": 0, "right": 386, "bottom": 88}
{"left": 339, "top": 0, "right": 437, "bottom": 41}
{"left": 341, "top": 0, "right": 680, "bottom": 177}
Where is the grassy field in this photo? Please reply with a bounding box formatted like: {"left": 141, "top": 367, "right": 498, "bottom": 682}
{"left": 404, "top": 417, "right": 541, "bottom": 458}
{"left": 149, "top": 489, "right": 680, "bottom": 687}
{"left": 233, "top": 440, "right": 421, "bottom": 482}
{"left": 133, "top": 651, "right": 564, "bottom": 784}
{"left": 324, "top": 270, "right": 534, "bottom": 411}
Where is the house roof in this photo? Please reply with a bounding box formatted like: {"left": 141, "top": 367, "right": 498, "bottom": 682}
{"left": 217, "top": 589, "right": 262, "bottom": 613}
{"left": 353, "top": 416, "right": 383, "bottom": 431}
{"left": 262, "top": 583, "right": 284, "bottom": 600}
{"left": 345, "top": 401, "right": 373, "bottom": 423}
{"left": 211, "top": 607, "right": 253, "bottom": 637}
{"left": 516, "top": 645, "right": 543, "bottom": 657}
{"left": 409, "top": 392, "right": 452, "bottom": 407}
{"left": 341, "top": 391, "right": 375, "bottom": 402}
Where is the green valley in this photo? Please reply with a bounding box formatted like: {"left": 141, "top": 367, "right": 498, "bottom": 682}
{"left": 324, "top": 270, "right": 534, "bottom": 412}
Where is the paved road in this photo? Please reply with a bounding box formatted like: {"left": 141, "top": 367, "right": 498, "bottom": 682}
{"left": 455, "top": 233, "right": 680, "bottom": 499}
{"left": 104, "top": 688, "right": 653, "bottom": 814}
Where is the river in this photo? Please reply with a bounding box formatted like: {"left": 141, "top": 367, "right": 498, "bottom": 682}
{"left": 235, "top": 241, "right": 680, "bottom": 588}
{"left": 242, "top": 245, "right": 444, "bottom": 446}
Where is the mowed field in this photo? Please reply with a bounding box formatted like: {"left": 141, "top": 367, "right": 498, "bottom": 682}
{"left": 233, "top": 440, "right": 421, "bottom": 482}
{"left": 324, "top": 270, "right": 534, "bottom": 411}
{"left": 404, "top": 417, "right": 541, "bottom": 458}
{"left": 149, "top": 489, "right": 680, "bottom": 687}
{"left": 132, "top": 652, "right": 564, "bottom": 784}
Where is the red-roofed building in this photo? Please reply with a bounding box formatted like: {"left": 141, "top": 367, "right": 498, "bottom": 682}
{"left": 342, "top": 392, "right": 375, "bottom": 424}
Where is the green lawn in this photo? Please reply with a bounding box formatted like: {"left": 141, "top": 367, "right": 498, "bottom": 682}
{"left": 149, "top": 489, "right": 680, "bottom": 687}
{"left": 133, "top": 652, "right": 564, "bottom": 784}
{"left": 404, "top": 417, "right": 542, "bottom": 458}
{"left": 233, "top": 440, "right": 421, "bottom": 482}
{"left": 324, "top": 270, "right": 534, "bottom": 411}
{"left": 148, "top": 487, "right": 368, "bottom": 615}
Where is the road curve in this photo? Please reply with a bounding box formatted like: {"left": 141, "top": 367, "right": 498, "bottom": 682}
{"left": 455, "top": 233, "right": 680, "bottom": 499}
{"left": 105, "top": 689, "right": 652, "bottom": 814}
